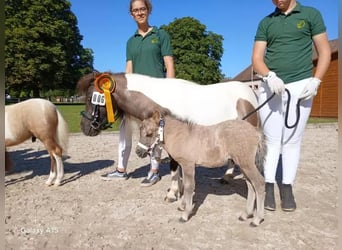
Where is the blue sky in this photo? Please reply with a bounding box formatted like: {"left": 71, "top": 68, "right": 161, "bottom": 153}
{"left": 70, "top": 0, "right": 338, "bottom": 78}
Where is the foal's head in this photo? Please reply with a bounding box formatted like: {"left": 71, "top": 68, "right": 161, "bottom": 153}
{"left": 136, "top": 111, "right": 163, "bottom": 158}
{"left": 77, "top": 71, "right": 123, "bottom": 136}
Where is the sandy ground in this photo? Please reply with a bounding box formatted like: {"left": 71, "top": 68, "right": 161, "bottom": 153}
{"left": 5, "top": 123, "right": 338, "bottom": 250}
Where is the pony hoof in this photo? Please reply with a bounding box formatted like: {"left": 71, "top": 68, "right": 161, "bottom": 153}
{"left": 164, "top": 196, "right": 177, "bottom": 203}
{"left": 177, "top": 207, "right": 185, "bottom": 212}
{"left": 238, "top": 216, "right": 246, "bottom": 221}
{"left": 249, "top": 219, "right": 264, "bottom": 227}
{"left": 249, "top": 222, "right": 258, "bottom": 227}
{"left": 250, "top": 218, "right": 264, "bottom": 227}
{"left": 179, "top": 217, "right": 188, "bottom": 223}
{"left": 239, "top": 212, "right": 253, "bottom": 221}
{"left": 164, "top": 197, "right": 177, "bottom": 203}
{"left": 54, "top": 182, "right": 61, "bottom": 187}
{"left": 45, "top": 182, "right": 53, "bottom": 187}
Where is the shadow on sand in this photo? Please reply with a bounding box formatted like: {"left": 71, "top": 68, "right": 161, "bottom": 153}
{"left": 5, "top": 148, "right": 114, "bottom": 186}
{"left": 130, "top": 160, "right": 248, "bottom": 219}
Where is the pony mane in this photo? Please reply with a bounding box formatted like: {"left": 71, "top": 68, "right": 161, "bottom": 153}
{"left": 167, "top": 112, "right": 196, "bottom": 128}
{"left": 76, "top": 71, "right": 98, "bottom": 96}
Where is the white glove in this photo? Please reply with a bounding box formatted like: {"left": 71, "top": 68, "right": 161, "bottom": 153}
{"left": 262, "top": 71, "right": 285, "bottom": 95}
{"left": 299, "top": 77, "right": 321, "bottom": 100}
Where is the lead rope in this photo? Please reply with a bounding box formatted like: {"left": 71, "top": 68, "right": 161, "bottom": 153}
{"left": 242, "top": 93, "right": 275, "bottom": 120}
{"left": 242, "top": 89, "right": 301, "bottom": 129}
{"left": 284, "top": 89, "right": 301, "bottom": 129}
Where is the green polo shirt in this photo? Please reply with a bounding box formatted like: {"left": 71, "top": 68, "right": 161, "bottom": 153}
{"left": 254, "top": 2, "right": 326, "bottom": 83}
{"left": 126, "top": 26, "right": 173, "bottom": 78}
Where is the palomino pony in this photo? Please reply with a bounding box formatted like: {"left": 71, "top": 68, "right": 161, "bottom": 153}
{"left": 77, "top": 72, "right": 259, "bottom": 200}
{"left": 5, "top": 98, "right": 69, "bottom": 186}
{"left": 136, "top": 111, "right": 266, "bottom": 226}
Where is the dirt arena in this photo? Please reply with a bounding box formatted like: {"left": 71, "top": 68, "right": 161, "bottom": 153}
{"left": 5, "top": 123, "right": 338, "bottom": 249}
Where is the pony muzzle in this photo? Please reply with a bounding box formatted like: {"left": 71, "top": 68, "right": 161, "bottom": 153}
{"left": 136, "top": 142, "right": 151, "bottom": 158}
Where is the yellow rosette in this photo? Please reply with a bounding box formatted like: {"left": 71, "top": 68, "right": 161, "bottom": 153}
{"left": 94, "top": 73, "right": 116, "bottom": 123}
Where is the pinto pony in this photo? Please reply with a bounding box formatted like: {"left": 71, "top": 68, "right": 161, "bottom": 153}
{"left": 5, "top": 98, "right": 69, "bottom": 186}
{"left": 77, "top": 72, "right": 259, "bottom": 199}
{"left": 136, "top": 111, "right": 266, "bottom": 226}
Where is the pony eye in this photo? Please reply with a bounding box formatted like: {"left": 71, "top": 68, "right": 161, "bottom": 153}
{"left": 146, "top": 130, "right": 154, "bottom": 137}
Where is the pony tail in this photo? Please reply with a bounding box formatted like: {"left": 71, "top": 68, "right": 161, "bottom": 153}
{"left": 56, "top": 110, "right": 69, "bottom": 154}
{"left": 255, "top": 129, "right": 266, "bottom": 175}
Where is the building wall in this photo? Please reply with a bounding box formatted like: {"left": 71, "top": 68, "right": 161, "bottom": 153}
{"left": 311, "top": 53, "right": 338, "bottom": 117}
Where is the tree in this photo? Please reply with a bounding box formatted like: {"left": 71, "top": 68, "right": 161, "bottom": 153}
{"left": 5, "top": 0, "right": 94, "bottom": 97}
{"left": 162, "top": 17, "right": 224, "bottom": 84}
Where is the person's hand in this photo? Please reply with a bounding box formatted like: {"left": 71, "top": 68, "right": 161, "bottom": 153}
{"left": 263, "top": 71, "right": 285, "bottom": 95}
{"left": 299, "top": 78, "right": 321, "bottom": 100}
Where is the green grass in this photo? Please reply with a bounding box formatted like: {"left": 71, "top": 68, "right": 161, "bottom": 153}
{"left": 308, "top": 117, "right": 338, "bottom": 124}
{"left": 56, "top": 104, "right": 120, "bottom": 133}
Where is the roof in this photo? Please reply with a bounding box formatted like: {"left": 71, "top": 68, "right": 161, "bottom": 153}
{"left": 231, "top": 39, "right": 338, "bottom": 82}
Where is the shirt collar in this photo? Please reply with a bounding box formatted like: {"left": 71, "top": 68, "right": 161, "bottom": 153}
{"left": 134, "top": 26, "right": 157, "bottom": 37}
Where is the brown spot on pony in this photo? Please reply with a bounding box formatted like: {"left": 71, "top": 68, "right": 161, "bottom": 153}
{"left": 5, "top": 98, "right": 69, "bottom": 186}
{"left": 136, "top": 110, "right": 266, "bottom": 226}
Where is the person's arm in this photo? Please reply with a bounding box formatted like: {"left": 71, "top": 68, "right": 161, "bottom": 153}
{"left": 312, "top": 32, "right": 331, "bottom": 80}
{"left": 299, "top": 32, "right": 331, "bottom": 100}
{"left": 252, "top": 41, "right": 269, "bottom": 77}
{"left": 125, "top": 60, "right": 133, "bottom": 74}
{"left": 163, "top": 55, "right": 175, "bottom": 78}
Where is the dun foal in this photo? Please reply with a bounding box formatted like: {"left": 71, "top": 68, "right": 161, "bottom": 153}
{"left": 136, "top": 111, "right": 266, "bottom": 226}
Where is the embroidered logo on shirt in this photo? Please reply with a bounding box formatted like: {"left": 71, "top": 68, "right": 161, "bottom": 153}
{"left": 151, "top": 37, "right": 159, "bottom": 44}
{"left": 296, "top": 20, "right": 306, "bottom": 29}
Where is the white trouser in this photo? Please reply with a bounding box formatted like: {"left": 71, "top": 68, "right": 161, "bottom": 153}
{"left": 259, "top": 78, "right": 313, "bottom": 185}
{"left": 118, "top": 116, "right": 161, "bottom": 171}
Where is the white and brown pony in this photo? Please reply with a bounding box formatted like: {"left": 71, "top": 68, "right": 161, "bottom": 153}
{"left": 77, "top": 72, "right": 259, "bottom": 199}
{"left": 136, "top": 111, "right": 266, "bottom": 226}
{"left": 5, "top": 98, "right": 69, "bottom": 186}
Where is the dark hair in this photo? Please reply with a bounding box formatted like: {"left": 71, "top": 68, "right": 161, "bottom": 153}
{"left": 129, "top": 0, "right": 152, "bottom": 13}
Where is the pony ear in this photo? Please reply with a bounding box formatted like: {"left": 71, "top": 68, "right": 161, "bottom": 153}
{"left": 152, "top": 110, "right": 161, "bottom": 122}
